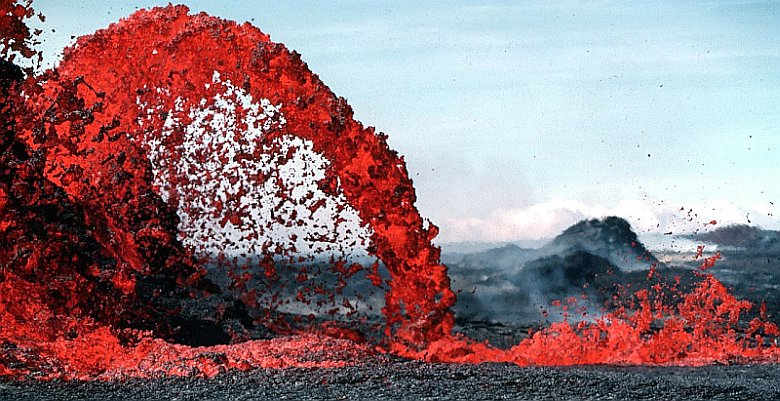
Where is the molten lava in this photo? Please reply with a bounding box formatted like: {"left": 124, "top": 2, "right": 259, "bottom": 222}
{"left": 1, "top": 2, "right": 778, "bottom": 380}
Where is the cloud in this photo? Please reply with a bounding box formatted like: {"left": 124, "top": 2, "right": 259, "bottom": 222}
{"left": 436, "top": 198, "right": 778, "bottom": 243}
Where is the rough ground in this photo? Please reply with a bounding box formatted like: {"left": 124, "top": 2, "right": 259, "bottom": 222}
{"left": 2, "top": 357, "right": 778, "bottom": 400}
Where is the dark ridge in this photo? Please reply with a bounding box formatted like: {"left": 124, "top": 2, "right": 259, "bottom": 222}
{"left": 690, "top": 224, "right": 780, "bottom": 251}
{"left": 457, "top": 244, "right": 536, "bottom": 270}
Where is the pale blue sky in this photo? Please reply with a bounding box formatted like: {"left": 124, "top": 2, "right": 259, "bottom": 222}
{"left": 30, "top": 1, "right": 780, "bottom": 242}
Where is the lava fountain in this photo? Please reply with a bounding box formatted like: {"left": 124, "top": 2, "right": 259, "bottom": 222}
{"left": 1, "top": 3, "right": 778, "bottom": 380}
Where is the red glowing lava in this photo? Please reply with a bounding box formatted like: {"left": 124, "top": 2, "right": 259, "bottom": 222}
{"left": 420, "top": 271, "right": 780, "bottom": 366}
{"left": 1, "top": 2, "right": 779, "bottom": 380}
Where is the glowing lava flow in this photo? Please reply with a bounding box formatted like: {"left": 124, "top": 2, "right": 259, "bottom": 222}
{"left": 421, "top": 271, "right": 780, "bottom": 366}
{"left": 1, "top": 3, "right": 779, "bottom": 380}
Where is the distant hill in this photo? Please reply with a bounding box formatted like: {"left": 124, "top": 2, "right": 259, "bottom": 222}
{"left": 447, "top": 216, "right": 655, "bottom": 323}
{"left": 543, "top": 216, "right": 659, "bottom": 271}
{"left": 451, "top": 244, "right": 537, "bottom": 270}
{"left": 688, "top": 224, "right": 780, "bottom": 252}
{"left": 444, "top": 216, "right": 658, "bottom": 273}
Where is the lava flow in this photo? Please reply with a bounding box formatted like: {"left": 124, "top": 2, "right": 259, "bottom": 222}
{"left": 1, "top": 2, "right": 779, "bottom": 380}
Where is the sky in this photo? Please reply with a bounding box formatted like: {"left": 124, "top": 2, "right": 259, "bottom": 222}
{"left": 28, "top": 0, "right": 780, "bottom": 244}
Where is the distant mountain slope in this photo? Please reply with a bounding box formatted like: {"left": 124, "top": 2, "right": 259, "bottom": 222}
{"left": 443, "top": 216, "right": 659, "bottom": 273}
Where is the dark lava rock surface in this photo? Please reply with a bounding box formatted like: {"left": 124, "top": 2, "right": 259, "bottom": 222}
{"left": 2, "top": 357, "right": 778, "bottom": 400}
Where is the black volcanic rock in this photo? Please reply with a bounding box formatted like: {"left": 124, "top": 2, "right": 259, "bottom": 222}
{"left": 4, "top": 360, "right": 780, "bottom": 401}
